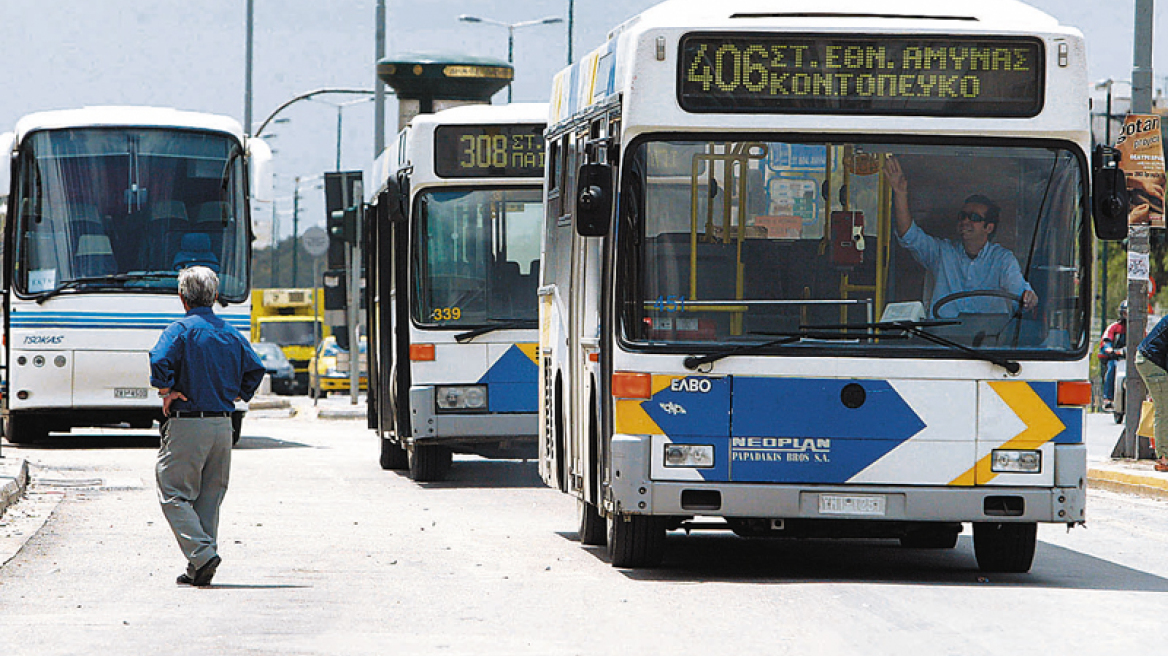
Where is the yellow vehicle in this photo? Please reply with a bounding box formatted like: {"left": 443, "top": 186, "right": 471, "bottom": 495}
{"left": 251, "top": 288, "right": 328, "bottom": 393}
{"left": 308, "top": 336, "right": 367, "bottom": 398}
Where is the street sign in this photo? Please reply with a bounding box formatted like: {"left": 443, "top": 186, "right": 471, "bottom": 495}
{"left": 302, "top": 226, "right": 329, "bottom": 257}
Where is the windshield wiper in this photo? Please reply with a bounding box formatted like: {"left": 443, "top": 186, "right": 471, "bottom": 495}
{"left": 683, "top": 335, "right": 801, "bottom": 370}
{"left": 455, "top": 319, "right": 537, "bottom": 343}
{"left": 33, "top": 272, "right": 177, "bottom": 304}
{"left": 802, "top": 319, "right": 1021, "bottom": 374}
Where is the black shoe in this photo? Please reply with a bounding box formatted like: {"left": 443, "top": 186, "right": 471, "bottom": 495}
{"left": 176, "top": 573, "right": 194, "bottom": 585}
{"left": 192, "top": 555, "right": 221, "bottom": 587}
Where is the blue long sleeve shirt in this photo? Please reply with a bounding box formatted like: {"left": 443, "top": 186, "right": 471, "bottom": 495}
{"left": 897, "top": 222, "right": 1034, "bottom": 317}
{"left": 1140, "top": 315, "right": 1168, "bottom": 371}
{"left": 150, "top": 305, "right": 266, "bottom": 413}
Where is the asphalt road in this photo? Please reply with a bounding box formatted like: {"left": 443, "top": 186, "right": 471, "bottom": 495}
{"left": 1, "top": 402, "right": 1166, "bottom": 656}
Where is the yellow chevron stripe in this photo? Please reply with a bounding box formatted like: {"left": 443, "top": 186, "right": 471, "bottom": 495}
{"left": 949, "top": 381, "right": 1066, "bottom": 486}
{"left": 516, "top": 343, "right": 539, "bottom": 364}
{"left": 612, "top": 374, "right": 681, "bottom": 436}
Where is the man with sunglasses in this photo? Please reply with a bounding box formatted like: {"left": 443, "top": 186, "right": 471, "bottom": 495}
{"left": 884, "top": 155, "right": 1038, "bottom": 317}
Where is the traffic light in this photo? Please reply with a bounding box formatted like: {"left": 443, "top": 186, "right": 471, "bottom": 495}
{"left": 328, "top": 205, "right": 359, "bottom": 244}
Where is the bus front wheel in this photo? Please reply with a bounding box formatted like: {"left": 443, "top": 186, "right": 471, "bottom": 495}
{"left": 973, "top": 522, "right": 1037, "bottom": 573}
{"left": 607, "top": 514, "right": 666, "bottom": 568}
{"left": 409, "top": 443, "right": 452, "bottom": 482}
{"left": 3, "top": 414, "right": 48, "bottom": 445}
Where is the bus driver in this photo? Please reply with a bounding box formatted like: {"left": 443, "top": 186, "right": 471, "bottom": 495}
{"left": 884, "top": 155, "right": 1039, "bottom": 317}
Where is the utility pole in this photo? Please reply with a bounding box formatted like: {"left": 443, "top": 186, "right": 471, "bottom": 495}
{"left": 374, "top": 0, "right": 387, "bottom": 156}
{"left": 1122, "top": 0, "right": 1156, "bottom": 459}
{"left": 567, "top": 0, "right": 574, "bottom": 65}
{"left": 292, "top": 177, "right": 301, "bottom": 288}
{"left": 244, "top": 0, "right": 254, "bottom": 134}
{"left": 271, "top": 200, "right": 279, "bottom": 287}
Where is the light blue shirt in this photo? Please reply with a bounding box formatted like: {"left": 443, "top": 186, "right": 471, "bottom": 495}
{"left": 897, "top": 222, "right": 1033, "bottom": 317}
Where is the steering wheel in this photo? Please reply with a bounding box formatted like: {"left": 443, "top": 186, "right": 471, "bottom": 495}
{"left": 932, "top": 290, "right": 1025, "bottom": 318}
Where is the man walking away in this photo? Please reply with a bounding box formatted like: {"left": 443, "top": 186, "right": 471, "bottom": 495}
{"left": 150, "top": 266, "right": 266, "bottom": 586}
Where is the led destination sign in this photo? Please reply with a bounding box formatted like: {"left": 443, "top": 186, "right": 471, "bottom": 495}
{"left": 679, "top": 34, "right": 1044, "bottom": 117}
{"left": 433, "top": 124, "right": 546, "bottom": 178}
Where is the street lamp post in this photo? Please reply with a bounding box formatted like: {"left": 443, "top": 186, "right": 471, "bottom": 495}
{"left": 458, "top": 14, "right": 563, "bottom": 102}
{"left": 313, "top": 96, "right": 375, "bottom": 171}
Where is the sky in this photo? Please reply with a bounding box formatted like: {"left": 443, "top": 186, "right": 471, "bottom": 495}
{"left": 0, "top": 0, "right": 1163, "bottom": 245}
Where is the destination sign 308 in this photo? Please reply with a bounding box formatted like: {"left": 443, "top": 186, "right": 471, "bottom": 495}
{"left": 678, "top": 34, "right": 1044, "bottom": 117}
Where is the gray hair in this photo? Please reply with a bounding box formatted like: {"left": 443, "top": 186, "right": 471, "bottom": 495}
{"left": 178, "top": 266, "right": 219, "bottom": 307}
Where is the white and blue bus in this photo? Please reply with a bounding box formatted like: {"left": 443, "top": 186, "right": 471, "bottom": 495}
{"left": 540, "top": 0, "right": 1126, "bottom": 570}
{"left": 1, "top": 106, "right": 271, "bottom": 444}
{"left": 366, "top": 103, "right": 547, "bottom": 481}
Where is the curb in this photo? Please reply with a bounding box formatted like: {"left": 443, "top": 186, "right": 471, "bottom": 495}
{"left": 248, "top": 396, "right": 292, "bottom": 411}
{"left": 1087, "top": 466, "right": 1168, "bottom": 501}
{"left": 316, "top": 408, "right": 367, "bottom": 420}
{"left": 0, "top": 458, "right": 30, "bottom": 518}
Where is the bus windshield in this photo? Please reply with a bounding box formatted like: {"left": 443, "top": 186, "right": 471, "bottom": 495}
{"left": 619, "top": 138, "right": 1086, "bottom": 357}
{"left": 12, "top": 128, "right": 250, "bottom": 301}
{"left": 413, "top": 187, "right": 543, "bottom": 327}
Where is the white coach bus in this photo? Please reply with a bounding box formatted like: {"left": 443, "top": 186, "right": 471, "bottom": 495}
{"left": 540, "top": 0, "right": 1127, "bottom": 570}
{"left": 1, "top": 106, "right": 271, "bottom": 444}
{"left": 366, "top": 103, "right": 547, "bottom": 481}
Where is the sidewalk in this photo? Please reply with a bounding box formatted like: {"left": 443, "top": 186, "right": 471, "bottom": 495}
{"left": 1087, "top": 458, "right": 1168, "bottom": 500}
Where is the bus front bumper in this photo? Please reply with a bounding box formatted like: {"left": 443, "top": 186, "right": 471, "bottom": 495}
{"left": 609, "top": 435, "right": 1087, "bottom": 525}
{"left": 409, "top": 387, "right": 537, "bottom": 440}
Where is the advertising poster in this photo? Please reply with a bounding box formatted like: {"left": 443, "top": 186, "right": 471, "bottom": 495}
{"left": 1115, "top": 114, "right": 1166, "bottom": 228}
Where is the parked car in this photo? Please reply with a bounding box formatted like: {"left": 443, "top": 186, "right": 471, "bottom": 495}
{"left": 252, "top": 342, "right": 297, "bottom": 395}
{"left": 308, "top": 336, "right": 367, "bottom": 398}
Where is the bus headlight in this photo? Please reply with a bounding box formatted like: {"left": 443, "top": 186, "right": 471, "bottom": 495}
{"left": 991, "top": 449, "right": 1042, "bottom": 473}
{"left": 664, "top": 444, "right": 715, "bottom": 468}
{"left": 436, "top": 385, "right": 488, "bottom": 412}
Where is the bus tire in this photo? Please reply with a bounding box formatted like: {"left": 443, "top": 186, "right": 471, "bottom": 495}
{"left": 380, "top": 437, "right": 408, "bottom": 470}
{"left": 578, "top": 499, "right": 607, "bottom": 546}
{"left": 973, "top": 522, "right": 1037, "bottom": 573}
{"left": 607, "top": 514, "right": 666, "bottom": 567}
{"left": 900, "top": 524, "right": 961, "bottom": 549}
{"left": 409, "top": 444, "right": 452, "bottom": 482}
{"left": 3, "top": 414, "right": 48, "bottom": 445}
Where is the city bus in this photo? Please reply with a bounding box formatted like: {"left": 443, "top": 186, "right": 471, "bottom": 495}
{"left": 366, "top": 103, "right": 547, "bottom": 481}
{"left": 0, "top": 106, "right": 271, "bottom": 444}
{"left": 539, "top": 0, "right": 1126, "bottom": 571}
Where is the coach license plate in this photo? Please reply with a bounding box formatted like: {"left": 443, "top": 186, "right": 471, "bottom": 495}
{"left": 818, "top": 494, "right": 887, "bottom": 516}
{"left": 115, "top": 387, "right": 148, "bottom": 399}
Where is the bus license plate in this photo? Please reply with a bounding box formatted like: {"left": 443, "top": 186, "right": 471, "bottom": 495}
{"left": 115, "top": 387, "right": 148, "bottom": 399}
{"left": 819, "top": 494, "right": 886, "bottom": 517}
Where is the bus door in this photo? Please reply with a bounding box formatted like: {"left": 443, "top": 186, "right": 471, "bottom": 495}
{"left": 571, "top": 114, "right": 619, "bottom": 502}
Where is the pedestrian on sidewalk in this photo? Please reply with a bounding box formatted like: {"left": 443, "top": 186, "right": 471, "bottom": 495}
{"left": 1100, "top": 300, "right": 1127, "bottom": 411}
{"left": 149, "top": 266, "right": 266, "bottom": 586}
{"left": 1134, "top": 312, "right": 1168, "bottom": 472}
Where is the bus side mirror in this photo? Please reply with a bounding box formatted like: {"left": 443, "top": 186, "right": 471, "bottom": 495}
{"left": 1093, "top": 145, "right": 1129, "bottom": 241}
{"left": 247, "top": 137, "right": 274, "bottom": 202}
{"left": 387, "top": 173, "right": 409, "bottom": 225}
{"left": 576, "top": 163, "right": 613, "bottom": 237}
{"left": 0, "top": 132, "right": 14, "bottom": 198}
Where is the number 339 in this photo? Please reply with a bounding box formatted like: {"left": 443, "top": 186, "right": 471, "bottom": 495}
{"left": 431, "top": 307, "right": 461, "bottom": 321}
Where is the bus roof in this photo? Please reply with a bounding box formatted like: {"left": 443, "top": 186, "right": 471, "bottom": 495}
{"left": 611, "top": 0, "right": 1061, "bottom": 35}
{"left": 370, "top": 102, "right": 549, "bottom": 200}
{"left": 550, "top": 0, "right": 1083, "bottom": 135}
{"left": 11, "top": 106, "right": 245, "bottom": 144}
{"left": 407, "top": 102, "right": 548, "bottom": 128}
